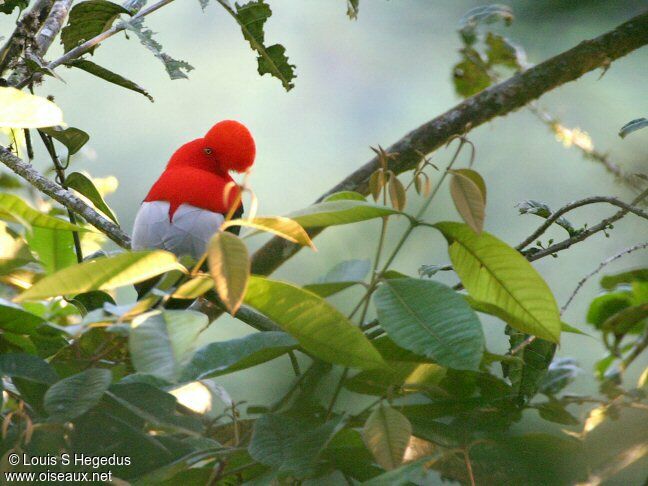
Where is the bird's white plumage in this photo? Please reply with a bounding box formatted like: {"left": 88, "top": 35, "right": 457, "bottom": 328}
{"left": 132, "top": 201, "right": 224, "bottom": 260}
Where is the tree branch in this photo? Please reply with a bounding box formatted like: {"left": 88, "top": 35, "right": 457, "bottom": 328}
{"left": 250, "top": 10, "right": 648, "bottom": 277}
{"left": 0, "top": 146, "right": 131, "bottom": 248}
{"left": 34, "top": 0, "right": 73, "bottom": 56}
{"left": 517, "top": 196, "right": 648, "bottom": 250}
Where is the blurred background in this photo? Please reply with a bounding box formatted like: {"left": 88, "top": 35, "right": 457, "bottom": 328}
{"left": 2, "top": 0, "right": 647, "bottom": 473}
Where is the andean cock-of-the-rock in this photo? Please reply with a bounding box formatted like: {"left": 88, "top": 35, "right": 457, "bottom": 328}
{"left": 131, "top": 120, "right": 255, "bottom": 260}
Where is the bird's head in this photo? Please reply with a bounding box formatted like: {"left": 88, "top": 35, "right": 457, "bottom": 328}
{"left": 167, "top": 120, "right": 256, "bottom": 174}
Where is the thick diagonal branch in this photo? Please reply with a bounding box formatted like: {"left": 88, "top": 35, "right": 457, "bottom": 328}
{"left": 0, "top": 147, "right": 131, "bottom": 248}
{"left": 250, "top": 10, "right": 648, "bottom": 276}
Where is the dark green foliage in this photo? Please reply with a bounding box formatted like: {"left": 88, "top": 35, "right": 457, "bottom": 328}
{"left": 0, "top": 0, "right": 28, "bottom": 15}
{"left": 61, "top": 0, "right": 131, "bottom": 53}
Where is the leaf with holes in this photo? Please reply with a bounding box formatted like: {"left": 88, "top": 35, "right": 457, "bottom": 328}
{"left": 374, "top": 278, "right": 484, "bottom": 370}
{"left": 363, "top": 404, "right": 412, "bottom": 471}
{"left": 449, "top": 168, "right": 486, "bottom": 234}
{"left": 208, "top": 231, "right": 250, "bottom": 314}
{"left": 435, "top": 222, "right": 561, "bottom": 343}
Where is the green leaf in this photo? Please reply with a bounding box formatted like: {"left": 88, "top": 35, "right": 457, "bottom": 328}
{"left": 124, "top": 18, "right": 194, "bottom": 80}
{"left": 619, "top": 117, "right": 648, "bottom": 138}
{"left": 0, "top": 193, "right": 88, "bottom": 232}
{"left": 539, "top": 358, "right": 580, "bottom": 395}
{"left": 40, "top": 126, "right": 89, "bottom": 155}
{"left": 586, "top": 291, "right": 632, "bottom": 328}
{"left": 208, "top": 231, "right": 250, "bottom": 314}
{"left": 66, "top": 59, "right": 154, "bottom": 101}
{"left": 249, "top": 414, "right": 344, "bottom": 477}
{"left": 374, "top": 278, "right": 484, "bottom": 370}
{"left": 65, "top": 172, "right": 118, "bottom": 223}
{"left": 44, "top": 368, "right": 112, "bottom": 421}
{"left": 304, "top": 258, "right": 370, "bottom": 297}
{"left": 0, "top": 353, "right": 58, "bottom": 384}
{"left": 0, "top": 87, "right": 63, "bottom": 128}
{"left": 362, "top": 457, "right": 436, "bottom": 486}
{"left": 0, "top": 301, "right": 47, "bottom": 334}
{"left": 363, "top": 404, "right": 412, "bottom": 470}
{"left": 486, "top": 32, "right": 525, "bottom": 70}
{"left": 26, "top": 227, "right": 77, "bottom": 274}
{"left": 346, "top": 0, "right": 359, "bottom": 20}
{"left": 224, "top": 216, "right": 314, "bottom": 248}
{"left": 324, "top": 191, "right": 366, "bottom": 202}
{"left": 0, "top": 0, "right": 28, "bottom": 14}
{"left": 61, "top": 0, "right": 130, "bottom": 53}
{"left": 180, "top": 331, "right": 297, "bottom": 381}
{"left": 287, "top": 200, "right": 402, "bottom": 228}
{"left": 449, "top": 168, "right": 486, "bottom": 234}
{"left": 601, "top": 304, "right": 648, "bottom": 335}
{"left": 218, "top": 0, "right": 296, "bottom": 91}
{"left": 171, "top": 275, "right": 214, "bottom": 299}
{"left": 129, "top": 310, "right": 207, "bottom": 382}
{"left": 452, "top": 56, "right": 491, "bottom": 98}
{"left": 536, "top": 401, "right": 579, "bottom": 425}
{"left": 600, "top": 268, "right": 648, "bottom": 290}
{"left": 244, "top": 276, "right": 386, "bottom": 370}
{"left": 16, "top": 250, "right": 183, "bottom": 301}
{"left": 435, "top": 222, "right": 561, "bottom": 343}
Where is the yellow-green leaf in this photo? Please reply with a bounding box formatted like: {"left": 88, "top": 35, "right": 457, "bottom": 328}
{"left": 287, "top": 200, "right": 402, "bottom": 228}
{"left": 0, "top": 87, "right": 63, "bottom": 128}
{"left": 0, "top": 193, "right": 89, "bottom": 232}
{"left": 172, "top": 275, "right": 214, "bottom": 299}
{"left": 363, "top": 404, "right": 412, "bottom": 470}
{"left": 244, "top": 276, "right": 387, "bottom": 370}
{"left": 449, "top": 169, "right": 486, "bottom": 234}
{"left": 208, "top": 231, "right": 250, "bottom": 314}
{"left": 222, "top": 216, "right": 314, "bottom": 248}
{"left": 388, "top": 173, "right": 407, "bottom": 211}
{"left": 435, "top": 221, "right": 561, "bottom": 343}
{"left": 15, "top": 250, "right": 182, "bottom": 301}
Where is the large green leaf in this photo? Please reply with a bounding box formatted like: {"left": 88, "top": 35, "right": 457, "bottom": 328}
{"left": 16, "top": 250, "right": 183, "bottom": 301}
{"left": 363, "top": 404, "right": 412, "bottom": 471}
{"left": 374, "top": 278, "right": 484, "bottom": 370}
{"left": 208, "top": 231, "right": 250, "bottom": 314}
{"left": 44, "top": 368, "right": 112, "bottom": 421}
{"left": 218, "top": 0, "right": 296, "bottom": 91}
{"left": 65, "top": 172, "right": 118, "bottom": 223}
{"left": 244, "top": 276, "right": 386, "bottom": 370}
{"left": 0, "top": 353, "right": 58, "bottom": 384}
{"left": 0, "top": 193, "right": 88, "bottom": 232}
{"left": 304, "top": 258, "right": 370, "bottom": 297}
{"left": 435, "top": 222, "right": 561, "bottom": 343}
{"left": 26, "top": 227, "right": 77, "bottom": 274}
{"left": 66, "top": 59, "right": 154, "bottom": 101}
{"left": 180, "top": 331, "right": 297, "bottom": 382}
{"left": 130, "top": 310, "right": 207, "bottom": 382}
{"left": 61, "top": 0, "right": 130, "bottom": 53}
{"left": 0, "top": 87, "right": 63, "bottom": 128}
{"left": 248, "top": 414, "right": 345, "bottom": 477}
{"left": 0, "top": 301, "right": 46, "bottom": 334}
{"left": 287, "top": 200, "right": 402, "bottom": 228}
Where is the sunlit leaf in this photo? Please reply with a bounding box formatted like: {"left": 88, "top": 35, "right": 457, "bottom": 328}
{"left": 449, "top": 168, "right": 486, "bottom": 234}
{"left": 244, "top": 276, "right": 387, "bottom": 370}
{"left": 287, "top": 200, "right": 402, "bottom": 228}
{"left": 363, "top": 404, "right": 412, "bottom": 470}
{"left": 0, "top": 87, "right": 63, "bottom": 129}
{"left": 435, "top": 222, "right": 561, "bottom": 342}
{"left": 223, "top": 216, "right": 314, "bottom": 248}
{"left": 374, "top": 278, "right": 484, "bottom": 370}
{"left": 0, "top": 193, "right": 88, "bottom": 232}
{"left": 66, "top": 59, "right": 154, "bottom": 101}
{"left": 26, "top": 227, "right": 77, "bottom": 274}
{"left": 44, "top": 368, "right": 112, "bottom": 421}
{"left": 16, "top": 250, "right": 183, "bottom": 301}
{"left": 619, "top": 117, "right": 648, "bottom": 138}
{"left": 171, "top": 274, "right": 214, "bottom": 299}
{"left": 130, "top": 310, "right": 207, "bottom": 382}
{"left": 66, "top": 172, "right": 118, "bottom": 223}
{"left": 181, "top": 331, "right": 298, "bottom": 381}
{"left": 208, "top": 231, "right": 250, "bottom": 314}
{"left": 324, "top": 191, "right": 366, "bottom": 202}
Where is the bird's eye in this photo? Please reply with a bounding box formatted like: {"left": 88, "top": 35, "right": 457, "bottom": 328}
{"left": 204, "top": 148, "right": 213, "bottom": 155}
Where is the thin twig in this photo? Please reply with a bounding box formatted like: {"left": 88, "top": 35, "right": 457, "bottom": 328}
{"left": 561, "top": 241, "right": 648, "bottom": 314}
{"left": 517, "top": 196, "right": 648, "bottom": 250}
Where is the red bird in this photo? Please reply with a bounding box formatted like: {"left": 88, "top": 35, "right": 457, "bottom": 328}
{"left": 132, "top": 120, "right": 255, "bottom": 260}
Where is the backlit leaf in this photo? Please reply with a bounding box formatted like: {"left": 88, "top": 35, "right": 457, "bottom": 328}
{"left": 208, "top": 231, "right": 250, "bottom": 314}
{"left": 449, "top": 168, "right": 486, "bottom": 234}
{"left": 223, "top": 216, "right": 314, "bottom": 248}
{"left": 0, "top": 193, "right": 88, "bottom": 232}
{"left": 287, "top": 200, "right": 402, "bottom": 228}
{"left": 0, "top": 87, "right": 63, "bottom": 128}
{"left": 363, "top": 404, "right": 412, "bottom": 470}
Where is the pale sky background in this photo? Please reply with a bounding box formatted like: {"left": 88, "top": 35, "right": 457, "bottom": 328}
{"left": 2, "top": 0, "right": 646, "bottom": 441}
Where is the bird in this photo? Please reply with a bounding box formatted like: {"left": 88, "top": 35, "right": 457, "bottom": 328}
{"left": 131, "top": 120, "right": 255, "bottom": 261}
